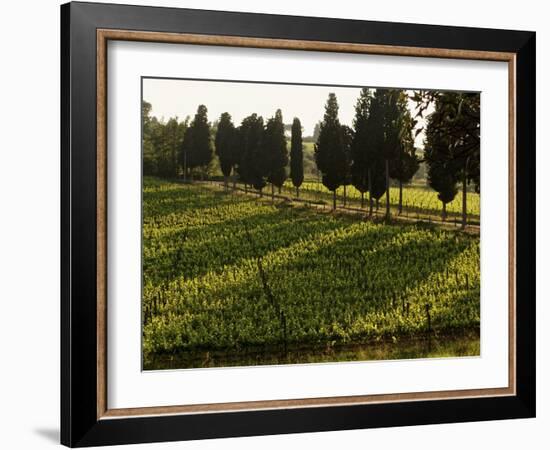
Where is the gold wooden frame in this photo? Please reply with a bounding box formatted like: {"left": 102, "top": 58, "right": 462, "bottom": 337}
{"left": 96, "top": 29, "right": 516, "bottom": 420}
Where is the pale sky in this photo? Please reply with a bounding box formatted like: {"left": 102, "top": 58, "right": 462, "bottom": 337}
{"left": 143, "top": 78, "right": 429, "bottom": 147}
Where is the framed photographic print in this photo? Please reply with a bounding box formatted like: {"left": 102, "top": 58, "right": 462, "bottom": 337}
{"left": 60, "top": 1, "right": 536, "bottom": 447}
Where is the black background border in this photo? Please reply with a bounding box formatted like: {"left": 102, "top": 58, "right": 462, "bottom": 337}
{"left": 61, "top": 2, "right": 536, "bottom": 447}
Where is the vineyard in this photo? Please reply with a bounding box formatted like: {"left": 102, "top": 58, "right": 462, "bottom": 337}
{"left": 142, "top": 177, "right": 480, "bottom": 369}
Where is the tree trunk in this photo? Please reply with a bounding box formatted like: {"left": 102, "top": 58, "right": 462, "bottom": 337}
{"left": 368, "top": 168, "right": 373, "bottom": 217}
{"left": 224, "top": 175, "right": 228, "bottom": 191}
{"left": 172, "top": 133, "right": 177, "bottom": 178}
{"left": 296, "top": 186, "right": 299, "bottom": 198}
{"left": 462, "top": 159, "right": 468, "bottom": 229}
{"left": 271, "top": 183, "right": 275, "bottom": 201}
{"left": 442, "top": 201, "right": 447, "bottom": 221}
{"left": 245, "top": 183, "right": 248, "bottom": 194}
{"left": 259, "top": 188, "right": 263, "bottom": 198}
{"left": 361, "top": 191, "right": 365, "bottom": 209}
{"left": 376, "top": 198, "right": 379, "bottom": 211}
{"left": 332, "top": 190, "right": 336, "bottom": 210}
{"left": 398, "top": 180, "right": 403, "bottom": 215}
{"left": 278, "top": 186, "right": 281, "bottom": 194}
{"left": 343, "top": 185, "right": 347, "bottom": 207}
{"left": 183, "top": 151, "right": 187, "bottom": 182}
{"left": 385, "top": 159, "right": 390, "bottom": 219}
{"left": 232, "top": 173, "right": 237, "bottom": 190}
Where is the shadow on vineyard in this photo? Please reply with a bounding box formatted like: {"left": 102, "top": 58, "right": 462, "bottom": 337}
{"left": 143, "top": 189, "right": 358, "bottom": 284}
{"left": 142, "top": 179, "right": 480, "bottom": 370}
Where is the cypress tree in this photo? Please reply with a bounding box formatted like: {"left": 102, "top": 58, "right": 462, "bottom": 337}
{"left": 446, "top": 92, "right": 480, "bottom": 228}
{"left": 393, "top": 147, "right": 419, "bottom": 214}
{"left": 364, "top": 91, "right": 387, "bottom": 214}
{"left": 180, "top": 104, "right": 212, "bottom": 179}
{"left": 351, "top": 88, "right": 372, "bottom": 209}
{"left": 370, "top": 160, "right": 387, "bottom": 212}
{"left": 265, "top": 109, "right": 288, "bottom": 199}
{"left": 340, "top": 125, "right": 354, "bottom": 207}
{"left": 231, "top": 127, "right": 242, "bottom": 189}
{"left": 236, "top": 114, "right": 268, "bottom": 194}
{"left": 381, "top": 89, "right": 405, "bottom": 219}
{"left": 215, "top": 112, "right": 238, "bottom": 190}
{"left": 312, "top": 121, "right": 321, "bottom": 142}
{"left": 424, "top": 100, "right": 460, "bottom": 220}
{"left": 413, "top": 91, "right": 480, "bottom": 227}
{"left": 389, "top": 92, "right": 419, "bottom": 214}
{"left": 314, "top": 93, "right": 347, "bottom": 210}
{"left": 290, "top": 117, "right": 304, "bottom": 198}
{"left": 179, "top": 126, "right": 192, "bottom": 181}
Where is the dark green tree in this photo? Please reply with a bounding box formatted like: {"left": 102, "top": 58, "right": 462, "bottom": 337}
{"left": 160, "top": 117, "right": 184, "bottom": 178}
{"left": 314, "top": 93, "right": 347, "bottom": 210}
{"left": 370, "top": 160, "right": 388, "bottom": 212}
{"left": 340, "top": 124, "right": 354, "bottom": 207}
{"left": 424, "top": 100, "right": 460, "bottom": 221}
{"left": 312, "top": 121, "right": 321, "bottom": 142}
{"left": 380, "top": 89, "right": 405, "bottom": 219}
{"left": 412, "top": 90, "right": 480, "bottom": 227}
{"left": 265, "top": 109, "right": 288, "bottom": 198}
{"left": 142, "top": 101, "right": 188, "bottom": 178}
{"left": 145, "top": 117, "right": 183, "bottom": 179}
{"left": 350, "top": 88, "right": 372, "bottom": 209}
{"left": 236, "top": 114, "right": 268, "bottom": 194}
{"left": 437, "top": 92, "right": 480, "bottom": 227}
{"left": 393, "top": 148, "right": 419, "bottom": 214}
{"left": 142, "top": 100, "right": 157, "bottom": 175}
{"left": 364, "top": 91, "right": 387, "bottom": 214}
{"left": 179, "top": 126, "right": 192, "bottom": 181}
{"left": 389, "top": 92, "right": 420, "bottom": 214}
{"left": 215, "top": 112, "right": 239, "bottom": 190}
{"left": 230, "top": 127, "right": 243, "bottom": 189}
{"left": 290, "top": 117, "right": 304, "bottom": 197}
{"left": 428, "top": 162, "right": 459, "bottom": 221}
{"left": 180, "top": 104, "right": 212, "bottom": 180}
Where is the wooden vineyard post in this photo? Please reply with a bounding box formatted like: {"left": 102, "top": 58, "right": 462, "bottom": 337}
{"left": 425, "top": 304, "right": 432, "bottom": 332}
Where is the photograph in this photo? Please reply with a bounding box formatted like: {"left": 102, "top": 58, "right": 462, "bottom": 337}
{"left": 141, "top": 78, "right": 481, "bottom": 370}
{"left": 53, "top": 1, "right": 537, "bottom": 446}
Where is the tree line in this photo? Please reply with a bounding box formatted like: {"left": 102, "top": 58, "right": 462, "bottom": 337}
{"left": 142, "top": 87, "right": 479, "bottom": 227}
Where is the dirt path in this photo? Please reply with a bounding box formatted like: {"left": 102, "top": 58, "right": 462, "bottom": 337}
{"left": 194, "top": 181, "right": 480, "bottom": 234}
